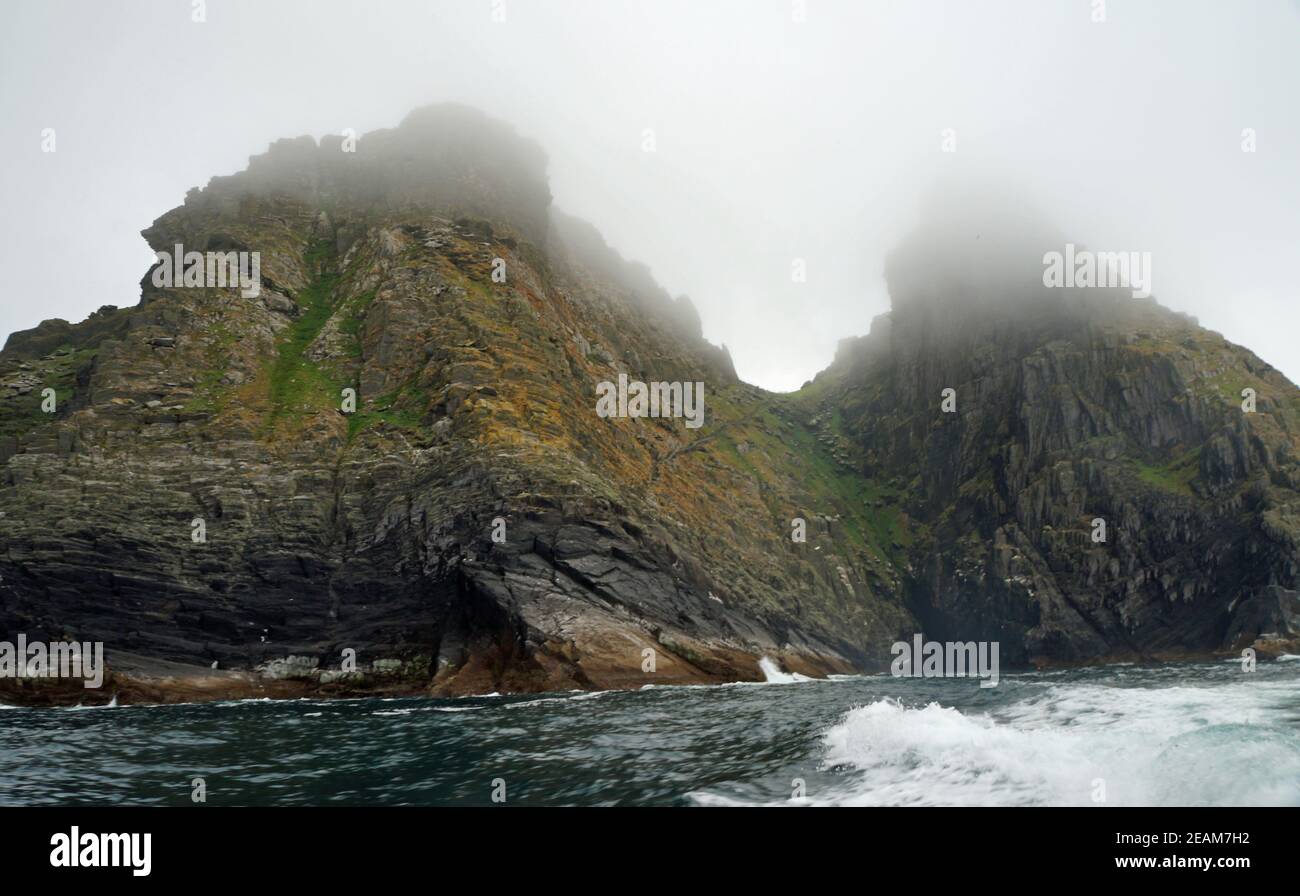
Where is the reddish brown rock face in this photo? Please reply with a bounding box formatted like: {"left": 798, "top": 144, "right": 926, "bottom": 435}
{"left": 1, "top": 106, "right": 1296, "bottom": 706}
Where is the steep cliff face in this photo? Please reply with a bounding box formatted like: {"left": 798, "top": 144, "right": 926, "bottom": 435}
{"left": 0, "top": 106, "right": 916, "bottom": 700}
{"left": 806, "top": 200, "right": 1300, "bottom": 663}
{"left": 1, "top": 107, "right": 1296, "bottom": 703}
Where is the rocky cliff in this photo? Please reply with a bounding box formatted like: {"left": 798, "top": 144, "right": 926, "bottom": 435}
{"left": 1, "top": 106, "right": 1297, "bottom": 704}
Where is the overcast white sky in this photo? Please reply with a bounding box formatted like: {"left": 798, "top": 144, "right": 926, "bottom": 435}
{"left": 2, "top": 0, "right": 1297, "bottom": 391}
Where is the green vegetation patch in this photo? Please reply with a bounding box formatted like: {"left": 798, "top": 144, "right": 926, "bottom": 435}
{"left": 265, "top": 239, "right": 342, "bottom": 424}
{"left": 1134, "top": 447, "right": 1201, "bottom": 497}
{"left": 346, "top": 388, "right": 426, "bottom": 439}
{"left": 338, "top": 288, "right": 377, "bottom": 357}
{"left": 0, "top": 346, "right": 97, "bottom": 442}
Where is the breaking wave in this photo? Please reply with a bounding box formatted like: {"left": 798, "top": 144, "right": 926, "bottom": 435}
{"left": 758, "top": 656, "right": 813, "bottom": 684}
{"left": 816, "top": 678, "right": 1300, "bottom": 806}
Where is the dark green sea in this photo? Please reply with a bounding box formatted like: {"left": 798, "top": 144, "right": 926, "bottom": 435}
{"left": 2, "top": 660, "right": 1297, "bottom": 806}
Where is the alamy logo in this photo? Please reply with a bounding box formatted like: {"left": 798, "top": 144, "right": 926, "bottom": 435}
{"left": 595, "top": 373, "right": 704, "bottom": 429}
{"left": 151, "top": 243, "right": 261, "bottom": 298}
{"left": 0, "top": 635, "right": 104, "bottom": 688}
{"left": 1042, "top": 243, "right": 1151, "bottom": 298}
{"left": 50, "top": 827, "right": 151, "bottom": 877}
{"left": 891, "top": 634, "right": 1000, "bottom": 688}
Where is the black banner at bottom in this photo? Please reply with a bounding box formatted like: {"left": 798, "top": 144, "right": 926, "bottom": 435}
{"left": 0, "top": 807, "right": 1286, "bottom": 882}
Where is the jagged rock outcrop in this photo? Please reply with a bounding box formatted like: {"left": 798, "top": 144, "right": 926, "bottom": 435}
{"left": 1, "top": 107, "right": 1296, "bottom": 704}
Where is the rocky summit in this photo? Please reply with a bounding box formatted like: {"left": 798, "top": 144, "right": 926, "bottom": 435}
{"left": 1, "top": 105, "right": 1297, "bottom": 705}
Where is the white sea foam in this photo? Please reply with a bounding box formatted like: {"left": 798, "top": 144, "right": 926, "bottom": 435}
{"left": 815, "top": 678, "right": 1300, "bottom": 807}
{"left": 758, "top": 656, "right": 813, "bottom": 684}
{"left": 371, "top": 705, "right": 481, "bottom": 716}
{"left": 503, "top": 689, "right": 618, "bottom": 710}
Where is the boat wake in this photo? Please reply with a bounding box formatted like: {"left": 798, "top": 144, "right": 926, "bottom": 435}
{"left": 694, "top": 674, "right": 1300, "bottom": 807}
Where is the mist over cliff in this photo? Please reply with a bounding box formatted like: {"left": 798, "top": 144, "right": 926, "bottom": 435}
{"left": 5, "top": 0, "right": 1300, "bottom": 394}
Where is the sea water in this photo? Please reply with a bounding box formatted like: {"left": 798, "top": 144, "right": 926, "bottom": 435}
{"left": 0, "top": 659, "right": 1296, "bottom": 806}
